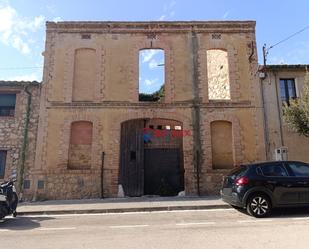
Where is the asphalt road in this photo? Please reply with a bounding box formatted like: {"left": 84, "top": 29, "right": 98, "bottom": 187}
{"left": 1, "top": 207, "right": 309, "bottom": 249}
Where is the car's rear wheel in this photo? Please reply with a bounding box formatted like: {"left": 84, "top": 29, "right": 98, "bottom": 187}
{"left": 246, "top": 194, "right": 271, "bottom": 218}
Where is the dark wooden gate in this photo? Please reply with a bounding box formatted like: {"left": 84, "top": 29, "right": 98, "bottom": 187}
{"left": 144, "top": 148, "right": 184, "bottom": 196}
{"left": 119, "top": 119, "right": 144, "bottom": 197}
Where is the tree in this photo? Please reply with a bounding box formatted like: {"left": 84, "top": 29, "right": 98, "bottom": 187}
{"left": 139, "top": 85, "right": 165, "bottom": 102}
{"left": 283, "top": 70, "right": 309, "bottom": 137}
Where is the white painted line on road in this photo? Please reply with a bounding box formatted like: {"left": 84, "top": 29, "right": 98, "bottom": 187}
{"left": 109, "top": 225, "right": 149, "bottom": 229}
{"left": 38, "top": 227, "right": 76, "bottom": 231}
{"left": 292, "top": 217, "right": 309, "bottom": 220}
{"left": 20, "top": 208, "right": 234, "bottom": 218}
{"left": 176, "top": 222, "right": 215, "bottom": 226}
{"left": 237, "top": 219, "right": 273, "bottom": 223}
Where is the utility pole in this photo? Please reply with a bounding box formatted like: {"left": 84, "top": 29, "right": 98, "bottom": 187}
{"left": 262, "top": 44, "right": 267, "bottom": 67}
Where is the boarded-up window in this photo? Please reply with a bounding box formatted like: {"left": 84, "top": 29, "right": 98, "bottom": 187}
{"left": 73, "top": 48, "right": 96, "bottom": 101}
{"left": 207, "top": 49, "right": 231, "bottom": 100}
{"left": 211, "top": 121, "right": 233, "bottom": 169}
{"left": 68, "top": 121, "right": 93, "bottom": 169}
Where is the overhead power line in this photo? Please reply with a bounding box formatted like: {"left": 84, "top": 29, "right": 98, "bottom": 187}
{"left": 263, "top": 24, "right": 309, "bottom": 66}
{"left": 267, "top": 25, "right": 309, "bottom": 51}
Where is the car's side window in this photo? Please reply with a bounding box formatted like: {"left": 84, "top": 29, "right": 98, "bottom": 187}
{"left": 260, "top": 164, "right": 289, "bottom": 177}
{"left": 287, "top": 162, "right": 309, "bottom": 177}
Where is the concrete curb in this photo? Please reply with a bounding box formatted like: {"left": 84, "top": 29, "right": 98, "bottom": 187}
{"left": 17, "top": 204, "right": 231, "bottom": 216}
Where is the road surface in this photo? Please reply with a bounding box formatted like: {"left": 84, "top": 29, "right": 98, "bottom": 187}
{"left": 1, "top": 207, "right": 309, "bottom": 249}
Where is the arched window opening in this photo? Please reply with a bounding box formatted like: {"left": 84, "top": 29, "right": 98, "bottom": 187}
{"left": 68, "top": 121, "right": 93, "bottom": 169}
{"left": 211, "top": 121, "right": 233, "bottom": 169}
{"left": 139, "top": 49, "right": 165, "bottom": 102}
{"left": 207, "top": 49, "right": 231, "bottom": 100}
{"left": 73, "top": 48, "right": 96, "bottom": 101}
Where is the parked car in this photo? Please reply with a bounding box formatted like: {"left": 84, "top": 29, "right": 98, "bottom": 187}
{"left": 220, "top": 161, "right": 309, "bottom": 218}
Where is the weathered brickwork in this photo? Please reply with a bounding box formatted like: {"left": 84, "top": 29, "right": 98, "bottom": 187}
{"left": 7, "top": 21, "right": 267, "bottom": 200}
{"left": 0, "top": 82, "right": 41, "bottom": 199}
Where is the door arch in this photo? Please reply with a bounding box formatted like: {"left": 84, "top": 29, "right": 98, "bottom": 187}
{"left": 119, "top": 118, "right": 184, "bottom": 197}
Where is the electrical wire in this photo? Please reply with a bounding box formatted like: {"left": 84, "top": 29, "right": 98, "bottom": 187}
{"left": 267, "top": 25, "right": 309, "bottom": 51}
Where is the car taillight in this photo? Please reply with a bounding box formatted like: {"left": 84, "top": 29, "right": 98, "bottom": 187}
{"left": 235, "top": 177, "right": 249, "bottom": 186}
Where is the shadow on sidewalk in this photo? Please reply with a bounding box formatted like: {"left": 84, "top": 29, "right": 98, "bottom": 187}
{"left": 19, "top": 196, "right": 221, "bottom": 206}
{"left": 0, "top": 216, "right": 55, "bottom": 231}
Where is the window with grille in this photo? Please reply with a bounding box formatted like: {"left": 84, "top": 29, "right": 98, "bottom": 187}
{"left": 280, "top": 79, "right": 297, "bottom": 105}
{"left": 0, "top": 94, "right": 16, "bottom": 117}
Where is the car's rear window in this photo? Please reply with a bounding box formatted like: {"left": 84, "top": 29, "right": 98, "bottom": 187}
{"left": 259, "top": 164, "right": 288, "bottom": 177}
{"left": 228, "top": 165, "right": 248, "bottom": 177}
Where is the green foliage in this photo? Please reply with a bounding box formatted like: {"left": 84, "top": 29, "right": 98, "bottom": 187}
{"left": 139, "top": 85, "right": 165, "bottom": 102}
{"left": 283, "top": 71, "right": 309, "bottom": 137}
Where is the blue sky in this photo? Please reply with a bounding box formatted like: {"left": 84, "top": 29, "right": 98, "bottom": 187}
{"left": 0, "top": 0, "right": 309, "bottom": 93}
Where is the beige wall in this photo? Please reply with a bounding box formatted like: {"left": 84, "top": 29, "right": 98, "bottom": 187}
{"left": 28, "top": 21, "right": 266, "bottom": 200}
{"left": 262, "top": 68, "right": 309, "bottom": 163}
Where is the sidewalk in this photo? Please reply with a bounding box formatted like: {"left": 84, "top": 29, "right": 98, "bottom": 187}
{"left": 17, "top": 196, "right": 229, "bottom": 215}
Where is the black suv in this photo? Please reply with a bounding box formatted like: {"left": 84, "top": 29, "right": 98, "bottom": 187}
{"left": 221, "top": 161, "right": 309, "bottom": 218}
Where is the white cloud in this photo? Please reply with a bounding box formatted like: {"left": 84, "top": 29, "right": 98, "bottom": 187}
{"left": 0, "top": 4, "right": 45, "bottom": 54}
{"left": 11, "top": 35, "right": 30, "bottom": 54}
{"left": 52, "top": 17, "right": 63, "bottom": 22}
{"left": 145, "top": 78, "right": 158, "bottom": 86}
{"left": 159, "top": 15, "right": 166, "bottom": 21}
{"left": 222, "top": 10, "right": 230, "bottom": 19}
{"left": 159, "top": 0, "right": 176, "bottom": 21}
{"left": 142, "top": 49, "right": 160, "bottom": 63}
{"left": 149, "top": 59, "right": 158, "bottom": 69}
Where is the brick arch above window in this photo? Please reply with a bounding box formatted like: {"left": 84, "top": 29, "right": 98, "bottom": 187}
{"left": 68, "top": 121, "right": 93, "bottom": 169}
{"left": 58, "top": 113, "right": 101, "bottom": 171}
{"left": 206, "top": 49, "right": 231, "bottom": 100}
{"left": 72, "top": 48, "right": 96, "bottom": 102}
{"left": 198, "top": 44, "right": 241, "bottom": 102}
{"left": 203, "top": 113, "right": 244, "bottom": 170}
{"left": 210, "top": 120, "right": 233, "bottom": 169}
{"left": 129, "top": 39, "right": 174, "bottom": 103}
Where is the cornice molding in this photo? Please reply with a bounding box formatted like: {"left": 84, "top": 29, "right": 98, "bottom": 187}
{"left": 46, "top": 21, "right": 256, "bottom": 33}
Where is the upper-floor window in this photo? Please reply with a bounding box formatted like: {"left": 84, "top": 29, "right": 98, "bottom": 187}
{"left": 139, "top": 49, "right": 165, "bottom": 102}
{"left": 0, "top": 151, "right": 7, "bottom": 178}
{"left": 207, "top": 49, "right": 231, "bottom": 100}
{"left": 73, "top": 48, "right": 96, "bottom": 101}
{"left": 280, "top": 79, "right": 297, "bottom": 105}
{"left": 0, "top": 94, "right": 16, "bottom": 117}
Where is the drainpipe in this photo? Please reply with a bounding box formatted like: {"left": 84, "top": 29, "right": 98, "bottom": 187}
{"left": 17, "top": 84, "right": 32, "bottom": 200}
{"left": 101, "top": 152, "right": 105, "bottom": 198}
{"left": 191, "top": 28, "right": 202, "bottom": 196}
{"left": 260, "top": 77, "right": 270, "bottom": 160}
{"left": 273, "top": 72, "right": 285, "bottom": 147}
